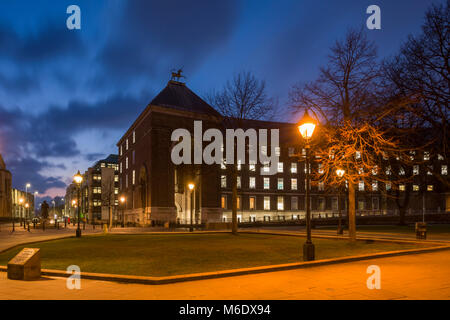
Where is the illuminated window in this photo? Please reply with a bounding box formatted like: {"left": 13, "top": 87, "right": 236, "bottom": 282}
{"left": 249, "top": 160, "right": 256, "bottom": 171}
{"left": 399, "top": 185, "right": 405, "bottom": 191}
{"left": 399, "top": 167, "right": 405, "bottom": 175}
{"left": 277, "top": 178, "right": 284, "bottom": 190}
{"left": 221, "top": 175, "right": 227, "bottom": 188}
{"left": 278, "top": 162, "right": 283, "bottom": 173}
{"left": 125, "top": 157, "right": 128, "bottom": 169}
{"left": 237, "top": 196, "right": 241, "bottom": 209}
{"left": 132, "top": 130, "right": 136, "bottom": 143}
{"left": 386, "top": 166, "right": 392, "bottom": 175}
{"left": 237, "top": 159, "right": 242, "bottom": 171}
{"left": 249, "top": 177, "right": 256, "bottom": 189}
{"left": 132, "top": 170, "right": 136, "bottom": 185}
{"left": 114, "top": 175, "right": 118, "bottom": 182}
{"left": 291, "top": 163, "right": 297, "bottom": 173}
{"left": 221, "top": 195, "right": 227, "bottom": 209}
{"left": 249, "top": 197, "right": 255, "bottom": 210}
{"left": 427, "top": 185, "right": 433, "bottom": 191}
{"left": 288, "top": 148, "right": 295, "bottom": 156}
{"left": 221, "top": 158, "right": 226, "bottom": 169}
{"left": 264, "top": 177, "right": 270, "bottom": 189}
{"left": 318, "top": 182, "right": 324, "bottom": 191}
{"left": 126, "top": 139, "right": 129, "bottom": 150}
{"left": 263, "top": 162, "right": 270, "bottom": 173}
{"left": 386, "top": 183, "right": 391, "bottom": 191}
{"left": 358, "top": 181, "right": 364, "bottom": 191}
{"left": 264, "top": 197, "right": 270, "bottom": 210}
{"left": 372, "top": 166, "right": 378, "bottom": 175}
{"left": 291, "top": 178, "right": 297, "bottom": 190}
{"left": 237, "top": 176, "right": 241, "bottom": 189}
{"left": 413, "top": 165, "right": 419, "bottom": 175}
{"left": 438, "top": 154, "right": 444, "bottom": 161}
{"left": 423, "top": 151, "right": 430, "bottom": 161}
{"left": 442, "top": 165, "right": 448, "bottom": 175}
{"left": 372, "top": 181, "right": 378, "bottom": 191}
{"left": 413, "top": 185, "right": 419, "bottom": 191}
{"left": 358, "top": 167, "right": 363, "bottom": 175}
{"left": 355, "top": 151, "right": 361, "bottom": 159}
{"left": 277, "top": 196, "right": 284, "bottom": 210}
{"left": 275, "top": 147, "right": 281, "bottom": 156}
{"left": 120, "top": 162, "right": 122, "bottom": 173}
{"left": 427, "top": 166, "right": 433, "bottom": 175}
{"left": 114, "top": 188, "right": 119, "bottom": 194}
{"left": 93, "top": 187, "right": 101, "bottom": 194}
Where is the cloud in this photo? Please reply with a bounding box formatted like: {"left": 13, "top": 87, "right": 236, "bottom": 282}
{"left": 98, "top": 0, "right": 239, "bottom": 79}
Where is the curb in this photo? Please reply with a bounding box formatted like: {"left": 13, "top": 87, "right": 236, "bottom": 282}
{"left": 1, "top": 243, "right": 449, "bottom": 285}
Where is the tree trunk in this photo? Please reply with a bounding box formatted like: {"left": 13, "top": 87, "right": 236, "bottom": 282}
{"left": 231, "top": 165, "right": 238, "bottom": 234}
{"left": 109, "top": 206, "right": 112, "bottom": 230}
{"left": 348, "top": 182, "right": 356, "bottom": 241}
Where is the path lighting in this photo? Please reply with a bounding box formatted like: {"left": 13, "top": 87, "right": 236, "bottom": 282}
{"left": 188, "top": 183, "right": 195, "bottom": 232}
{"left": 297, "top": 110, "right": 318, "bottom": 261}
{"left": 73, "top": 170, "right": 83, "bottom": 237}
{"left": 336, "top": 168, "right": 345, "bottom": 235}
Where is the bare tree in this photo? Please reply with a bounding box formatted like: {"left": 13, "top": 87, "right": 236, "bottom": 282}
{"left": 290, "top": 28, "right": 414, "bottom": 239}
{"left": 207, "top": 71, "right": 277, "bottom": 234}
{"left": 102, "top": 174, "right": 116, "bottom": 230}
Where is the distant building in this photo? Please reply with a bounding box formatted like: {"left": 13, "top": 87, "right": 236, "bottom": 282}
{"left": 0, "top": 154, "right": 12, "bottom": 219}
{"left": 11, "top": 188, "right": 34, "bottom": 221}
{"left": 65, "top": 154, "right": 119, "bottom": 222}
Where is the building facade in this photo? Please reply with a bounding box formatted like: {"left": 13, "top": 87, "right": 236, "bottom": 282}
{"left": 117, "top": 80, "right": 449, "bottom": 226}
{"left": 65, "top": 155, "right": 119, "bottom": 223}
{"left": 0, "top": 154, "right": 12, "bottom": 220}
{"left": 11, "top": 188, "right": 34, "bottom": 221}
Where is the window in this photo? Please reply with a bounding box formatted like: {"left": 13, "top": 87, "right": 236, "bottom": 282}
{"left": 249, "top": 177, "right": 256, "bottom": 189}
{"left": 125, "top": 157, "right": 128, "bottom": 169}
{"left": 318, "top": 197, "right": 325, "bottom": 211}
{"left": 114, "top": 175, "right": 119, "bottom": 182}
{"left": 318, "top": 182, "right": 324, "bottom": 191}
{"left": 438, "top": 154, "right": 444, "bottom": 161}
{"left": 358, "top": 199, "right": 365, "bottom": 210}
{"left": 399, "top": 185, "right": 405, "bottom": 191}
{"left": 93, "top": 200, "right": 101, "bottom": 207}
{"left": 413, "top": 185, "right": 419, "bottom": 191}
{"left": 237, "top": 196, "right": 241, "bottom": 209}
{"left": 114, "top": 188, "right": 119, "bottom": 195}
{"left": 119, "top": 145, "right": 122, "bottom": 156}
{"left": 372, "top": 197, "right": 379, "bottom": 210}
{"left": 291, "top": 163, "right": 297, "bottom": 173}
{"left": 126, "top": 139, "right": 129, "bottom": 150}
{"left": 93, "top": 187, "right": 101, "bottom": 194}
{"left": 358, "top": 181, "right": 364, "bottom": 191}
{"left": 291, "top": 178, "right": 297, "bottom": 190}
{"left": 132, "top": 170, "right": 136, "bottom": 185}
{"left": 277, "top": 178, "right": 284, "bottom": 190}
{"left": 132, "top": 150, "right": 135, "bottom": 165}
{"left": 237, "top": 159, "right": 242, "bottom": 171}
{"left": 386, "top": 166, "right": 392, "bottom": 175}
{"left": 277, "top": 196, "right": 284, "bottom": 210}
{"left": 132, "top": 130, "right": 136, "bottom": 143}
{"left": 249, "top": 160, "right": 256, "bottom": 171}
{"left": 221, "top": 195, "right": 227, "bottom": 209}
{"left": 399, "top": 167, "right": 405, "bottom": 175}
{"left": 93, "top": 174, "right": 101, "bottom": 181}
{"left": 409, "top": 151, "right": 415, "bottom": 161}
{"left": 358, "top": 167, "right": 364, "bottom": 175}
{"left": 386, "top": 183, "right": 391, "bottom": 191}
{"left": 125, "top": 174, "right": 128, "bottom": 188}
{"left": 288, "top": 147, "right": 295, "bottom": 157}
{"left": 275, "top": 147, "right": 281, "bottom": 156}
{"left": 318, "top": 163, "right": 323, "bottom": 174}
{"left": 237, "top": 176, "right": 241, "bottom": 189}
{"left": 221, "top": 158, "right": 226, "bottom": 169}
{"left": 249, "top": 197, "right": 256, "bottom": 210}
{"left": 264, "top": 177, "right": 270, "bottom": 190}
{"left": 442, "top": 165, "right": 448, "bottom": 175}
{"left": 413, "top": 165, "right": 419, "bottom": 175}
{"left": 278, "top": 162, "right": 283, "bottom": 173}
{"left": 264, "top": 197, "right": 270, "bottom": 210}
{"left": 101, "top": 162, "right": 105, "bottom": 168}
{"left": 372, "top": 181, "right": 378, "bottom": 191}
{"left": 120, "top": 162, "right": 122, "bottom": 174}
{"left": 427, "top": 166, "right": 433, "bottom": 175}
{"left": 372, "top": 166, "right": 378, "bottom": 175}
{"left": 263, "top": 162, "right": 270, "bottom": 173}
{"left": 427, "top": 185, "right": 433, "bottom": 191}
{"left": 304, "top": 163, "right": 310, "bottom": 174}
{"left": 424, "top": 151, "right": 430, "bottom": 161}
{"left": 221, "top": 175, "right": 227, "bottom": 188}
{"left": 291, "top": 196, "right": 298, "bottom": 210}
{"left": 355, "top": 151, "right": 361, "bottom": 159}
{"left": 332, "top": 198, "right": 338, "bottom": 211}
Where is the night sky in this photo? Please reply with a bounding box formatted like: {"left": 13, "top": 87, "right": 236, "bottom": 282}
{"left": 0, "top": 0, "right": 444, "bottom": 203}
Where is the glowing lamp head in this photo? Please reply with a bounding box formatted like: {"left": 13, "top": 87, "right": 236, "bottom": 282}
{"left": 73, "top": 170, "right": 83, "bottom": 184}
{"left": 72, "top": 199, "right": 77, "bottom": 206}
{"left": 336, "top": 169, "right": 345, "bottom": 178}
{"left": 188, "top": 183, "right": 195, "bottom": 191}
{"left": 120, "top": 196, "right": 126, "bottom": 203}
{"left": 25, "top": 203, "right": 29, "bottom": 208}
{"left": 297, "top": 110, "right": 317, "bottom": 140}
{"left": 19, "top": 198, "right": 24, "bottom": 204}
{"left": 26, "top": 183, "right": 31, "bottom": 189}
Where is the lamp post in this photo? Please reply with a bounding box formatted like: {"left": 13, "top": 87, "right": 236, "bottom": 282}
{"left": 120, "top": 196, "right": 126, "bottom": 227}
{"left": 297, "top": 110, "right": 317, "bottom": 261}
{"left": 336, "top": 168, "right": 345, "bottom": 235}
{"left": 19, "top": 197, "right": 24, "bottom": 227}
{"left": 73, "top": 171, "right": 83, "bottom": 237}
{"left": 25, "top": 183, "right": 31, "bottom": 227}
{"left": 188, "top": 183, "right": 195, "bottom": 232}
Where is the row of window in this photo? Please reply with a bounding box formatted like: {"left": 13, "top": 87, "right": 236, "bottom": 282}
{"left": 119, "top": 130, "right": 136, "bottom": 156}
{"left": 120, "top": 170, "right": 136, "bottom": 189}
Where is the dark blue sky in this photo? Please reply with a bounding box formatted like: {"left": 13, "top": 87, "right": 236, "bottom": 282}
{"left": 0, "top": 0, "right": 444, "bottom": 201}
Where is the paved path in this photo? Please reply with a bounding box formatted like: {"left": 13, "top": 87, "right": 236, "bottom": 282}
{"left": 0, "top": 250, "right": 449, "bottom": 300}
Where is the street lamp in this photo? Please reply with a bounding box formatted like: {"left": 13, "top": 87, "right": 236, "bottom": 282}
{"left": 297, "top": 110, "right": 317, "bottom": 261}
{"left": 120, "top": 196, "right": 126, "bottom": 227}
{"left": 73, "top": 170, "right": 83, "bottom": 237}
{"left": 336, "top": 168, "right": 345, "bottom": 235}
{"left": 188, "top": 183, "right": 195, "bottom": 232}
{"left": 19, "top": 197, "right": 24, "bottom": 227}
{"left": 25, "top": 183, "right": 31, "bottom": 225}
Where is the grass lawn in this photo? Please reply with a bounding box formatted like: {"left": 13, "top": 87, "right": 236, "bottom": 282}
{"left": 0, "top": 233, "right": 426, "bottom": 277}
{"left": 320, "top": 224, "right": 450, "bottom": 235}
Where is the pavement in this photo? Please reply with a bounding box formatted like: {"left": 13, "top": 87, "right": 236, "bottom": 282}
{"left": 0, "top": 250, "right": 449, "bottom": 300}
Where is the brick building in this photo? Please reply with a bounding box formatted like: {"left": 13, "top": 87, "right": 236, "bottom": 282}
{"left": 0, "top": 154, "right": 12, "bottom": 220}
{"left": 118, "top": 80, "right": 449, "bottom": 226}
